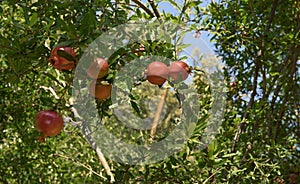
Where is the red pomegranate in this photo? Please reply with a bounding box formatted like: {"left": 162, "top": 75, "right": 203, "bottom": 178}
{"left": 145, "top": 61, "right": 169, "bottom": 85}
{"left": 34, "top": 110, "right": 64, "bottom": 137}
{"left": 86, "top": 58, "right": 109, "bottom": 79}
{"left": 88, "top": 80, "right": 112, "bottom": 101}
{"left": 169, "top": 61, "right": 191, "bottom": 82}
{"left": 49, "top": 46, "right": 76, "bottom": 70}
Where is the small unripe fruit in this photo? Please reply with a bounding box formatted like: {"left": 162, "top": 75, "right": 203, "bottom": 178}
{"left": 49, "top": 46, "right": 76, "bottom": 70}
{"left": 86, "top": 58, "right": 109, "bottom": 79}
{"left": 88, "top": 80, "right": 112, "bottom": 100}
{"left": 34, "top": 110, "right": 64, "bottom": 137}
{"left": 145, "top": 61, "right": 169, "bottom": 85}
{"left": 169, "top": 61, "right": 191, "bottom": 82}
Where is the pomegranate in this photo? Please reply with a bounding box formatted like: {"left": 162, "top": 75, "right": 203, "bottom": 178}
{"left": 145, "top": 61, "right": 169, "bottom": 85}
{"left": 169, "top": 61, "right": 191, "bottom": 82}
{"left": 86, "top": 58, "right": 109, "bottom": 79}
{"left": 34, "top": 110, "right": 64, "bottom": 137}
{"left": 88, "top": 80, "right": 112, "bottom": 101}
{"left": 49, "top": 46, "right": 76, "bottom": 70}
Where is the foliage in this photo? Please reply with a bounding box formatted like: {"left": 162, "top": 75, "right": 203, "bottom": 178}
{"left": 200, "top": 0, "right": 300, "bottom": 182}
{"left": 0, "top": 0, "right": 299, "bottom": 183}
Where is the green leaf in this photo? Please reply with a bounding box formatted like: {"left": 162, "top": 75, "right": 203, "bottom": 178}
{"left": 130, "top": 100, "right": 141, "bottom": 115}
{"left": 222, "top": 152, "right": 238, "bottom": 158}
{"left": 208, "top": 142, "right": 215, "bottom": 159}
{"left": 55, "top": 40, "right": 76, "bottom": 47}
{"left": 20, "top": 4, "right": 30, "bottom": 24}
{"left": 57, "top": 50, "right": 75, "bottom": 61}
{"left": 270, "top": 72, "right": 280, "bottom": 77}
{"left": 166, "top": 161, "right": 174, "bottom": 175}
{"left": 29, "top": 13, "right": 38, "bottom": 27}
{"left": 170, "top": 156, "right": 177, "bottom": 165}
{"left": 188, "top": 122, "right": 196, "bottom": 134}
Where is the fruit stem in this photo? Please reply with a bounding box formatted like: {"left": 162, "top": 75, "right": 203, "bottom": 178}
{"left": 37, "top": 134, "right": 46, "bottom": 142}
{"left": 149, "top": 89, "right": 168, "bottom": 141}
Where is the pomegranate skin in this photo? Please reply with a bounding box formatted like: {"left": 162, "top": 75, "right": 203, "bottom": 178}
{"left": 88, "top": 80, "right": 112, "bottom": 100}
{"left": 169, "top": 61, "right": 191, "bottom": 82}
{"left": 145, "top": 61, "right": 169, "bottom": 85}
{"left": 86, "top": 58, "right": 109, "bottom": 79}
{"left": 34, "top": 110, "right": 64, "bottom": 137}
{"left": 49, "top": 46, "right": 76, "bottom": 71}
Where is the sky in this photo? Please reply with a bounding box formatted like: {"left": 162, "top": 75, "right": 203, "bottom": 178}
{"left": 156, "top": 0, "right": 217, "bottom": 62}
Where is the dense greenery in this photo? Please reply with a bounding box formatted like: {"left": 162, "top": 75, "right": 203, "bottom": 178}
{"left": 1, "top": 0, "right": 299, "bottom": 183}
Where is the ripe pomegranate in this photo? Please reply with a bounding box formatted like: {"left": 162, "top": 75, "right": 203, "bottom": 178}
{"left": 88, "top": 80, "right": 112, "bottom": 101}
{"left": 86, "top": 58, "right": 109, "bottom": 79}
{"left": 49, "top": 46, "right": 76, "bottom": 70}
{"left": 34, "top": 110, "right": 64, "bottom": 137}
{"left": 145, "top": 61, "right": 169, "bottom": 85}
{"left": 169, "top": 61, "right": 191, "bottom": 82}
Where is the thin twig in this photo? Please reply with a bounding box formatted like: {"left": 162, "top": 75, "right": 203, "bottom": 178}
{"left": 0, "top": 44, "right": 17, "bottom": 52}
{"left": 202, "top": 168, "right": 222, "bottom": 184}
{"left": 273, "top": 102, "right": 286, "bottom": 141}
{"left": 178, "top": 0, "right": 187, "bottom": 23}
{"left": 261, "top": 63, "right": 267, "bottom": 100}
{"left": 241, "top": 143, "right": 253, "bottom": 163}
{"left": 54, "top": 153, "right": 107, "bottom": 180}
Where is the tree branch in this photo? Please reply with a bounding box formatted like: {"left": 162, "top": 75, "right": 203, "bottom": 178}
{"left": 68, "top": 108, "right": 115, "bottom": 183}
{"left": 231, "top": 60, "right": 260, "bottom": 153}
{"left": 272, "top": 45, "right": 300, "bottom": 141}
{"left": 95, "top": 146, "right": 115, "bottom": 183}
{"left": 265, "top": 20, "right": 300, "bottom": 99}
{"left": 273, "top": 101, "right": 286, "bottom": 141}
{"left": 132, "top": 0, "right": 155, "bottom": 17}
{"left": 148, "top": 0, "right": 160, "bottom": 18}
{"left": 82, "top": 125, "right": 115, "bottom": 183}
{"left": 265, "top": 0, "right": 280, "bottom": 32}
{"left": 150, "top": 89, "right": 168, "bottom": 140}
